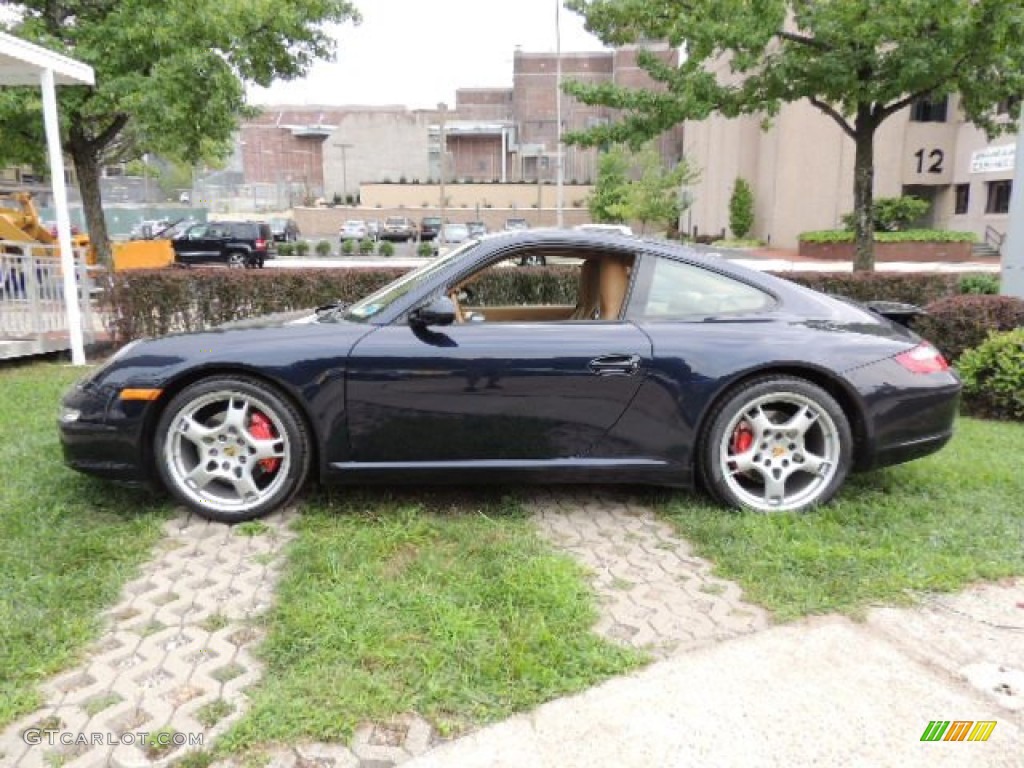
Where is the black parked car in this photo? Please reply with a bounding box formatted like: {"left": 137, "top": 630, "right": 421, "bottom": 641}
{"left": 268, "top": 217, "right": 300, "bottom": 243}
{"left": 172, "top": 221, "right": 273, "bottom": 268}
{"left": 59, "top": 230, "right": 960, "bottom": 523}
{"left": 419, "top": 216, "right": 443, "bottom": 241}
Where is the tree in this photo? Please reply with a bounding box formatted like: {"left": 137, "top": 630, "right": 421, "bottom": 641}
{"left": 0, "top": 1, "right": 359, "bottom": 262}
{"left": 728, "top": 178, "right": 754, "bottom": 239}
{"left": 589, "top": 142, "right": 698, "bottom": 233}
{"left": 588, "top": 145, "right": 631, "bottom": 223}
{"left": 564, "top": 0, "right": 1024, "bottom": 270}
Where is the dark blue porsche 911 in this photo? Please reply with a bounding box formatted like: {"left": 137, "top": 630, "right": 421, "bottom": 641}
{"left": 59, "top": 230, "right": 960, "bottom": 522}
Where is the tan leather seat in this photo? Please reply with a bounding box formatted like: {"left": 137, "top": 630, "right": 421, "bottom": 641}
{"left": 599, "top": 256, "right": 631, "bottom": 320}
{"left": 571, "top": 260, "right": 601, "bottom": 320}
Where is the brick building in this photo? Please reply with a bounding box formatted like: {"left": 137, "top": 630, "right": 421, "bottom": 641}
{"left": 240, "top": 43, "right": 685, "bottom": 202}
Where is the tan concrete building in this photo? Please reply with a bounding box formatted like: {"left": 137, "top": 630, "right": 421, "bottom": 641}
{"left": 685, "top": 93, "right": 1017, "bottom": 250}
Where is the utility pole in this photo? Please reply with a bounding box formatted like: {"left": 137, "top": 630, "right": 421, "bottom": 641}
{"left": 438, "top": 102, "right": 447, "bottom": 247}
{"left": 334, "top": 142, "right": 352, "bottom": 203}
{"left": 1001, "top": 105, "right": 1024, "bottom": 298}
{"left": 555, "top": 0, "right": 564, "bottom": 228}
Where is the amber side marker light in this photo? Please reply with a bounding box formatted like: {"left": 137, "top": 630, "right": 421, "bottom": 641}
{"left": 120, "top": 388, "right": 163, "bottom": 401}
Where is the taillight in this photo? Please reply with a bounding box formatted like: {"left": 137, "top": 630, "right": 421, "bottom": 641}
{"left": 895, "top": 343, "right": 949, "bottom": 374}
{"left": 255, "top": 238, "right": 267, "bottom": 250}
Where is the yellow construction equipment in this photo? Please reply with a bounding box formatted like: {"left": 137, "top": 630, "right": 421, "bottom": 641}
{"left": 0, "top": 191, "right": 174, "bottom": 270}
{"left": 0, "top": 191, "right": 95, "bottom": 263}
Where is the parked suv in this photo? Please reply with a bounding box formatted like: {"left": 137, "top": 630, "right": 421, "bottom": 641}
{"left": 380, "top": 216, "right": 418, "bottom": 242}
{"left": 419, "top": 216, "right": 443, "bottom": 242}
{"left": 172, "top": 221, "right": 273, "bottom": 268}
{"left": 268, "top": 217, "right": 300, "bottom": 242}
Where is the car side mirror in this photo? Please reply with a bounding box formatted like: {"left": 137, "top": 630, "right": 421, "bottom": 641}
{"left": 409, "top": 296, "right": 456, "bottom": 327}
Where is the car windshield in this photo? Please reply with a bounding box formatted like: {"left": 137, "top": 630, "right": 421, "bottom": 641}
{"left": 337, "top": 240, "right": 480, "bottom": 323}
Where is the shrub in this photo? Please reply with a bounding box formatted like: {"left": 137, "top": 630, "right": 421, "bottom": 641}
{"left": 341, "top": 239, "right": 355, "bottom": 255}
{"left": 958, "top": 328, "right": 1024, "bottom": 421}
{"left": 314, "top": 240, "right": 332, "bottom": 257}
{"left": 417, "top": 241, "right": 434, "bottom": 258}
{"left": 103, "top": 267, "right": 579, "bottom": 344}
{"left": 800, "top": 229, "right": 976, "bottom": 244}
{"left": 378, "top": 241, "right": 395, "bottom": 257}
{"left": 840, "top": 196, "right": 929, "bottom": 232}
{"left": 913, "top": 295, "right": 1024, "bottom": 363}
{"left": 729, "top": 178, "right": 754, "bottom": 239}
{"left": 294, "top": 240, "right": 310, "bottom": 256}
{"left": 958, "top": 273, "right": 1000, "bottom": 295}
{"left": 358, "top": 238, "right": 375, "bottom": 255}
{"left": 277, "top": 242, "right": 294, "bottom": 257}
{"left": 771, "top": 271, "right": 968, "bottom": 307}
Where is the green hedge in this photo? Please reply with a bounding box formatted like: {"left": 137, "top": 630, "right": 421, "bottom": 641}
{"left": 800, "top": 229, "right": 976, "bottom": 244}
{"left": 771, "top": 271, "right": 972, "bottom": 306}
{"left": 102, "top": 268, "right": 1005, "bottom": 354}
{"left": 913, "top": 295, "right": 1024, "bottom": 364}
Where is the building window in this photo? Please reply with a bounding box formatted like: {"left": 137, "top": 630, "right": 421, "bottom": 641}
{"left": 910, "top": 95, "right": 948, "bottom": 123}
{"left": 986, "top": 180, "right": 1012, "bottom": 214}
{"left": 954, "top": 184, "right": 970, "bottom": 215}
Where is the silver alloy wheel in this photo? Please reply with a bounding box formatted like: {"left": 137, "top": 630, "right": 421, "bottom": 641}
{"left": 163, "top": 389, "right": 291, "bottom": 515}
{"left": 227, "top": 252, "right": 246, "bottom": 268}
{"left": 718, "top": 391, "right": 842, "bottom": 512}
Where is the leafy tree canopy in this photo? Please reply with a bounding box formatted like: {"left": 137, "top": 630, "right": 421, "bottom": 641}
{"left": 565, "top": 0, "right": 1024, "bottom": 268}
{"left": 0, "top": 0, "right": 359, "bottom": 258}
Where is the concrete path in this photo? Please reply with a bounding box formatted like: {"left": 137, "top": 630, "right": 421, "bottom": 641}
{"left": 405, "top": 585, "right": 1024, "bottom": 768}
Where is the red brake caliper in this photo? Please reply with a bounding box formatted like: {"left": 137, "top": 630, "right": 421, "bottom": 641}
{"left": 249, "top": 411, "right": 281, "bottom": 473}
{"left": 732, "top": 420, "right": 754, "bottom": 455}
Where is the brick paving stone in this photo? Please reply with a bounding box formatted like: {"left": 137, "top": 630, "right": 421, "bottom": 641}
{"left": 1, "top": 508, "right": 298, "bottom": 768}
{"left": 528, "top": 488, "right": 770, "bottom": 659}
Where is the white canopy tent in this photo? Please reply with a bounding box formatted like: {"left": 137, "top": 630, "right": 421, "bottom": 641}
{"left": 0, "top": 30, "right": 95, "bottom": 364}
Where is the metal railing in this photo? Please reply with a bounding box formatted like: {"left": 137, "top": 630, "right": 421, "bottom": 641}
{"left": 984, "top": 225, "right": 1005, "bottom": 254}
{"left": 1, "top": 241, "right": 94, "bottom": 341}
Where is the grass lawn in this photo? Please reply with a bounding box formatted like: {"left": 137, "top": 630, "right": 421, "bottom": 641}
{"left": 660, "top": 418, "right": 1024, "bottom": 620}
{"left": 219, "top": 491, "right": 640, "bottom": 755}
{"left": 0, "top": 362, "right": 170, "bottom": 728}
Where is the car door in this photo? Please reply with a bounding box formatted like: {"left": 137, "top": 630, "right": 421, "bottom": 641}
{"left": 345, "top": 250, "right": 652, "bottom": 464}
{"left": 173, "top": 224, "right": 207, "bottom": 264}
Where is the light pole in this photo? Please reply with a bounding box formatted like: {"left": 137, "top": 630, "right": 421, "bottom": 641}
{"left": 438, "top": 102, "right": 448, "bottom": 247}
{"left": 1001, "top": 104, "right": 1024, "bottom": 298}
{"left": 334, "top": 142, "right": 353, "bottom": 203}
{"left": 555, "top": 0, "right": 564, "bottom": 228}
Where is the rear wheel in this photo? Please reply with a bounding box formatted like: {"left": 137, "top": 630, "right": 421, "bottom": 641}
{"left": 154, "top": 376, "right": 311, "bottom": 522}
{"left": 700, "top": 376, "right": 852, "bottom": 513}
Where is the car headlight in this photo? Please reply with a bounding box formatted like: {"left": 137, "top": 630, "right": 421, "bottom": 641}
{"left": 59, "top": 406, "right": 81, "bottom": 423}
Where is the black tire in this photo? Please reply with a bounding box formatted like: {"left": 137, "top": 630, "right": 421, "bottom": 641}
{"left": 699, "top": 376, "right": 852, "bottom": 513}
{"left": 154, "top": 376, "right": 311, "bottom": 523}
{"left": 226, "top": 251, "right": 247, "bottom": 269}
{"left": 520, "top": 254, "right": 547, "bottom": 267}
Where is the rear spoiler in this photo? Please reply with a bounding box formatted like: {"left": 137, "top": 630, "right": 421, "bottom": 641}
{"left": 862, "top": 300, "right": 924, "bottom": 328}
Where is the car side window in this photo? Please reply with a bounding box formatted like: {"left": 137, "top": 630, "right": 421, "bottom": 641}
{"left": 448, "top": 250, "right": 637, "bottom": 324}
{"left": 187, "top": 225, "right": 208, "bottom": 240}
{"left": 632, "top": 258, "right": 774, "bottom": 318}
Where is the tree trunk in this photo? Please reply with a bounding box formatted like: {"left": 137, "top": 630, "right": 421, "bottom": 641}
{"left": 852, "top": 117, "right": 875, "bottom": 272}
{"left": 68, "top": 137, "right": 112, "bottom": 265}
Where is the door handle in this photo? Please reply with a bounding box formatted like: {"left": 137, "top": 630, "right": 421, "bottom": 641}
{"left": 588, "top": 354, "right": 641, "bottom": 376}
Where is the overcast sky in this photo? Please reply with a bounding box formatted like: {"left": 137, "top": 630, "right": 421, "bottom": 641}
{"left": 247, "top": 0, "right": 608, "bottom": 108}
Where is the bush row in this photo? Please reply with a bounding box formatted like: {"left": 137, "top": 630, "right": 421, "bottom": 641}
{"left": 103, "top": 268, "right": 1010, "bottom": 346}
{"left": 799, "top": 229, "right": 977, "bottom": 244}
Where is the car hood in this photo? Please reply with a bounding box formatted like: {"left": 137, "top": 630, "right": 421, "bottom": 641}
{"left": 87, "top": 315, "right": 376, "bottom": 390}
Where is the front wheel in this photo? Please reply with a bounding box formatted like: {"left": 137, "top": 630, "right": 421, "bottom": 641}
{"left": 154, "top": 376, "right": 311, "bottom": 522}
{"left": 226, "top": 251, "right": 247, "bottom": 269}
{"left": 700, "top": 376, "right": 852, "bottom": 513}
